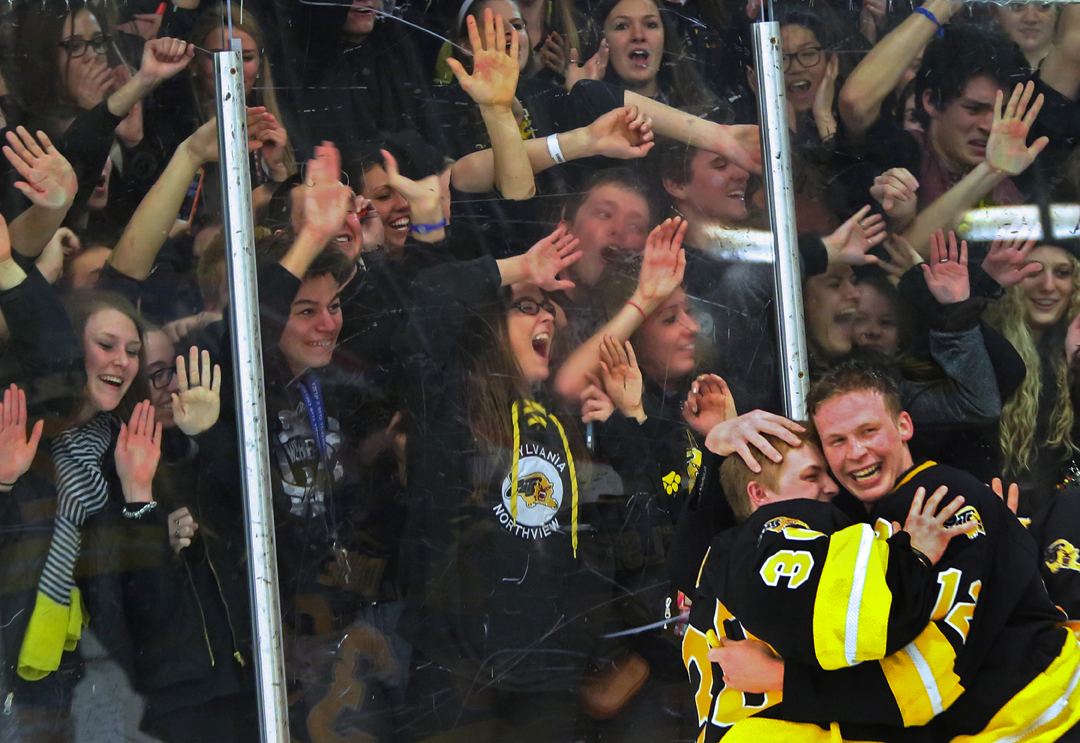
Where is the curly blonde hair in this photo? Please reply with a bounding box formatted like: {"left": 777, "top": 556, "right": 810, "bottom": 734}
{"left": 985, "top": 246, "right": 1080, "bottom": 476}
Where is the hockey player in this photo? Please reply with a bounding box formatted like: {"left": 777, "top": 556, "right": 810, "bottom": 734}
{"left": 685, "top": 426, "right": 975, "bottom": 742}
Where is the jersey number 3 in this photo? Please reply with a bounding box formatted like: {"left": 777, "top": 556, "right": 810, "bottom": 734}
{"left": 760, "top": 550, "right": 815, "bottom": 589}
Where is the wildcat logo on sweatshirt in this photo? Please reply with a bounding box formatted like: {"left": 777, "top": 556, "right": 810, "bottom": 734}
{"left": 494, "top": 446, "right": 567, "bottom": 539}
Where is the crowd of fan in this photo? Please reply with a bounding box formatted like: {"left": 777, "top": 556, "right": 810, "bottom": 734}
{"left": 0, "top": 0, "right": 1079, "bottom": 740}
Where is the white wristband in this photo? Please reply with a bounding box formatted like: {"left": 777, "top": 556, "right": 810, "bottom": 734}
{"left": 546, "top": 134, "right": 566, "bottom": 164}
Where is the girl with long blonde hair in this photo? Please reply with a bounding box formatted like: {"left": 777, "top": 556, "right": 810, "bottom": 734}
{"left": 985, "top": 242, "right": 1080, "bottom": 512}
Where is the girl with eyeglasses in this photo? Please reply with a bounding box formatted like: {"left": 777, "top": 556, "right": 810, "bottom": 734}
{"left": 396, "top": 223, "right": 660, "bottom": 741}
{"left": 10, "top": 0, "right": 193, "bottom": 217}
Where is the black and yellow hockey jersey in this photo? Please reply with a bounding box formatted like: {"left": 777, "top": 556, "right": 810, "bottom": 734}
{"left": 1031, "top": 487, "right": 1080, "bottom": 621}
{"left": 685, "top": 498, "right": 945, "bottom": 742}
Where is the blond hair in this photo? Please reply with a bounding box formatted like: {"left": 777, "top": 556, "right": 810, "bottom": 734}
{"left": 985, "top": 248, "right": 1080, "bottom": 475}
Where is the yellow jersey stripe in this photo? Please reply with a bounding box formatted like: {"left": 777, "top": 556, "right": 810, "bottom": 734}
{"left": 892, "top": 461, "right": 936, "bottom": 491}
{"left": 814, "top": 524, "right": 892, "bottom": 669}
{"left": 879, "top": 623, "right": 963, "bottom": 726}
{"left": 951, "top": 631, "right": 1080, "bottom": 743}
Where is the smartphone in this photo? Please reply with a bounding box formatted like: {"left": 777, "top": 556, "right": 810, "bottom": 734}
{"left": 178, "top": 168, "right": 205, "bottom": 223}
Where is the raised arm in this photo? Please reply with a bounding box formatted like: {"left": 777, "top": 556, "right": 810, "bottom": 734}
{"left": 553, "top": 217, "right": 686, "bottom": 403}
{"left": 451, "top": 105, "right": 653, "bottom": 193}
{"left": 447, "top": 8, "right": 534, "bottom": 200}
{"left": 105, "top": 37, "right": 193, "bottom": 121}
{"left": 623, "top": 90, "right": 762, "bottom": 174}
{"left": 838, "top": 0, "right": 962, "bottom": 138}
{"left": 4, "top": 128, "right": 78, "bottom": 258}
{"left": 108, "top": 108, "right": 277, "bottom": 280}
{"left": 1038, "top": 3, "right": 1080, "bottom": 101}
{"left": 902, "top": 82, "right": 1048, "bottom": 258}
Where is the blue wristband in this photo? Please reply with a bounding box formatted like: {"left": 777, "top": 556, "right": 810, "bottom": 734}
{"left": 913, "top": 7, "right": 944, "bottom": 37}
{"left": 410, "top": 218, "right": 448, "bottom": 235}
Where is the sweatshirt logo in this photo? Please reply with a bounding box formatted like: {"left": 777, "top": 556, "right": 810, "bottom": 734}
{"left": 494, "top": 450, "right": 565, "bottom": 538}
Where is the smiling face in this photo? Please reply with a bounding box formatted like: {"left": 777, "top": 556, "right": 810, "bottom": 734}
{"left": 343, "top": 0, "right": 378, "bottom": 43}
{"left": 753, "top": 443, "right": 838, "bottom": 508}
{"left": 506, "top": 283, "right": 556, "bottom": 384}
{"left": 635, "top": 288, "right": 700, "bottom": 389}
{"left": 361, "top": 164, "right": 410, "bottom": 254}
{"left": 994, "top": 3, "right": 1056, "bottom": 60}
{"left": 565, "top": 184, "right": 650, "bottom": 289}
{"left": 279, "top": 274, "right": 343, "bottom": 376}
{"left": 59, "top": 10, "right": 108, "bottom": 108}
{"left": 814, "top": 390, "right": 914, "bottom": 508}
{"left": 82, "top": 308, "right": 141, "bottom": 414}
{"left": 1020, "top": 245, "right": 1075, "bottom": 333}
{"left": 804, "top": 264, "right": 860, "bottom": 360}
{"left": 198, "top": 28, "right": 259, "bottom": 97}
{"left": 604, "top": 0, "right": 664, "bottom": 97}
{"left": 924, "top": 75, "right": 1001, "bottom": 173}
{"left": 853, "top": 282, "right": 900, "bottom": 357}
{"left": 665, "top": 148, "right": 749, "bottom": 226}
{"left": 782, "top": 24, "right": 827, "bottom": 115}
{"left": 143, "top": 330, "right": 178, "bottom": 429}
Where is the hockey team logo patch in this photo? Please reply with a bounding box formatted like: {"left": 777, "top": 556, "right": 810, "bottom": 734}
{"left": 762, "top": 517, "right": 811, "bottom": 534}
{"left": 495, "top": 450, "right": 565, "bottom": 539}
{"left": 1045, "top": 539, "right": 1080, "bottom": 574}
{"left": 944, "top": 506, "right": 985, "bottom": 539}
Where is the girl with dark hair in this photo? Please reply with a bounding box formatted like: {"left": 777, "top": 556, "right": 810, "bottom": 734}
{"left": 9, "top": 0, "right": 193, "bottom": 215}
{"left": 397, "top": 225, "right": 649, "bottom": 741}
{"left": 594, "top": 0, "right": 719, "bottom": 110}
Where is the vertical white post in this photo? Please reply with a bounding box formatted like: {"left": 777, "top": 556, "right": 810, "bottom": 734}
{"left": 214, "top": 44, "right": 289, "bottom": 743}
{"left": 752, "top": 22, "right": 810, "bottom": 420}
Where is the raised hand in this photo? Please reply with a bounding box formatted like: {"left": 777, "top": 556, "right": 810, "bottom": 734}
{"left": 902, "top": 486, "right": 978, "bottom": 565}
{"left": 257, "top": 121, "right": 292, "bottom": 182}
{"left": 0, "top": 384, "right": 44, "bottom": 488}
{"left": 921, "top": 229, "right": 969, "bottom": 305}
{"left": 172, "top": 346, "right": 222, "bottom": 437}
{"left": 599, "top": 335, "right": 645, "bottom": 421}
{"left": 381, "top": 149, "right": 447, "bottom": 232}
{"left": 635, "top": 217, "right": 688, "bottom": 312}
{"left": 168, "top": 506, "right": 199, "bottom": 554}
{"left": 115, "top": 400, "right": 163, "bottom": 504}
{"left": 704, "top": 411, "right": 805, "bottom": 472}
{"left": 3, "top": 128, "right": 78, "bottom": 210}
{"left": 981, "top": 230, "right": 1040, "bottom": 289}
{"left": 985, "top": 81, "right": 1049, "bottom": 177}
{"left": 822, "top": 205, "right": 887, "bottom": 266}
{"left": 869, "top": 168, "right": 919, "bottom": 230}
{"left": 137, "top": 37, "right": 194, "bottom": 86}
{"left": 580, "top": 373, "right": 615, "bottom": 424}
{"left": 185, "top": 107, "right": 277, "bottom": 164}
{"left": 446, "top": 8, "right": 519, "bottom": 109}
{"left": 682, "top": 374, "right": 738, "bottom": 437}
{"left": 520, "top": 224, "right": 582, "bottom": 291}
{"left": 812, "top": 53, "right": 839, "bottom": 140}
{"left": 878, "top": 234, "right": 923, "bottom": 284}
{"left": 990, "top": 477, "right": 1020, "bottom": 515}
{"left": 563, "top": 38, "right": 609, "bottom": 91}
{"left": 355, "top": 195, "right": 385, "bottom": 251}
{"left": 706, "top": 124, "right": 762, "bottom": 176}
{"left": 303, "top": 142, "right": 353, "bottom": 241}
{"left": 587, "top": 106, "right": 654, "bottom": 160}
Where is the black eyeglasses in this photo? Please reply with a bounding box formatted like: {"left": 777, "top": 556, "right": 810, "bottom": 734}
{"left": 58, "top": 35, "right": 111, "bottom": 58}
{"left": 783, "top": 47, "right": 823, "bottom": 71}
{"left": 511, "top": 298, "right": 556, "bottom": 316}
{"left": 148, "top": 366, "right": 177, "bottom": 390}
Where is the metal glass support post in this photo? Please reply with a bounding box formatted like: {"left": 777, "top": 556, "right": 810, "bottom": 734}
{"left": 752, "top": 22, "right": 809, "bottom": 420}
{"left": 214, "top": 45, "right": 289, "bottom": 743}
